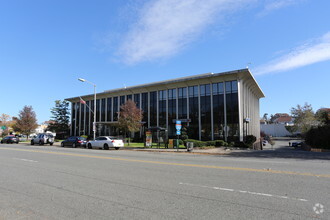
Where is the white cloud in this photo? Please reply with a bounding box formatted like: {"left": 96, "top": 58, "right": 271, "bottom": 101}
{"left": 254, "top": 32, "right": 330, "bottom": 75}
{"left": 117, "top": 0, "right": 255, "bottom": 64}
{"left": 258, "top": 0, "right": 303, "bottom": 16}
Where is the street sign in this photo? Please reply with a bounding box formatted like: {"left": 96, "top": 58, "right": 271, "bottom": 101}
{"left": 176, "top": 130, "right": 181, "bottom": 135}
{"left": 172, "top": 119, "right": 191, "bottom": 123}
{"left": 175, "top": 120, "right": 182, "bottom": 130}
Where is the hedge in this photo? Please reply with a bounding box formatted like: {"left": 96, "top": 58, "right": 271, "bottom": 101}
{"left": 305, "top": 125, "right": 330, "bottom": 149}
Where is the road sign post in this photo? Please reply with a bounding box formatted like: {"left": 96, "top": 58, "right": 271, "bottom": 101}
{"left": 175, "top": 121, "right": 182, "bottom": 152}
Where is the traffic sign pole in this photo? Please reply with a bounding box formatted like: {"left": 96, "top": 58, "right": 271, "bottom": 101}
{"left": 176, "top": 121, "right": 182, "bottom": 152}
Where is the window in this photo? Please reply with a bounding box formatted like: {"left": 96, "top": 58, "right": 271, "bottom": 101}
{"left": 200, "top": 84, "right": 211, "bottom": 140}
{"left": 168, "top": 89, "right": 177, "bottom": 137}
{"left": 106, "top": 98, "right": 112, "bottom": 121}
{"left": 158, "top": 90, "right": 167, "bottom": 128}
{"left": 225, "top": 80, "right": 239, "bottom": 140}
{"left": 150, "top": 91, "right": 157, "bottom": 127}
{"left": 213, "top": 82, "right": 225, "bottom": 140}
{"left": 178, "top": 87, "right": 187, "bottom": 119}
{"left": 188, "top": 86, "right": 199, "bottom": 139}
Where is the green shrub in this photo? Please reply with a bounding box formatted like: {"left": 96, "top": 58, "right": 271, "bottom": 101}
{"left": 184, "top": 139, "right": 206, "bottom": 148}
{"left": 235, "top": 141, "right": 250, "bottom": 148}
{"left": 245, "top": 135, "right": 257, "bottom": 147}
{"left": 206, "top": 141, "right": 216, "bottom": 146}
{"left": 215, "top": 140, "right": 227, "bottom": 147}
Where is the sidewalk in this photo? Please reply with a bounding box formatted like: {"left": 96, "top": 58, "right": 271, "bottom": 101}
{"left": 120, "top": 146, "right": 247, "bottom": 155}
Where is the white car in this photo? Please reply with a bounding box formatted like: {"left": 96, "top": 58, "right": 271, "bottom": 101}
{"left": 86, "top": 136, "right": 124, "bottom": 150}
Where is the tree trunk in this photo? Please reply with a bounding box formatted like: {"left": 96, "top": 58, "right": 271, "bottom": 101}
{"left": 128, "top": 131, "right": 130, "bottom": 146}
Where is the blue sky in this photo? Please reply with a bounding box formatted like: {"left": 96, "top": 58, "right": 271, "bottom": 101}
{"left": 1, "top": 0, "right": 329, "bottom": 123}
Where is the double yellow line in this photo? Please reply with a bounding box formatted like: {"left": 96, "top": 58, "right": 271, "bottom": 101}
{"left": 2, "top": 147, "right": 330, "bottom": 178}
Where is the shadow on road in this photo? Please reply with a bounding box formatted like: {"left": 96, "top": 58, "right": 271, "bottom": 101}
{"left": 224, "top": 138, "right": 330, "bottom": 161}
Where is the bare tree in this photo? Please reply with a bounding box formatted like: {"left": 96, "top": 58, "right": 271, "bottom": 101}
{"left": 13, "top": 106, "right": 38, "bottom": 139}
{"left": 117, "top": 100, "right": 143, "bottom": 146}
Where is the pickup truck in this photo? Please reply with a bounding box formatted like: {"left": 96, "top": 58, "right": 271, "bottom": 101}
{"left": 86, "top": 136, "right": 124, "bottom": 150}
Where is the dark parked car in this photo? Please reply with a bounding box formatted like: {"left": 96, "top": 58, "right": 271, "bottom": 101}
{"left": 292, "top": 142, "right": 302, "bottom": 148}
{"left": 61, "top": 136, "right": 87, "bottom": 148}
{"left": 1, "top": 136, "right": 19, "bottom": 144}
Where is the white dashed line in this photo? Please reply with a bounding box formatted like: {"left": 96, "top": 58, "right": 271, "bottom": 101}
{"left": 179, "top": 182, "right": 308, "bottom": 202}
{"left": 13, "top": 158, "right": 38, "bottom": 163}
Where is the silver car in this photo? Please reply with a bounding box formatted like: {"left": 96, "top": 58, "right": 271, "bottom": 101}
{"left": 31, "top": 133, "right": 54, "bottom": 145}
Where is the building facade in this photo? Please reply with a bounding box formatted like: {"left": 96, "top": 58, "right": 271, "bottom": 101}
{"left": 66, "top": 69, "right": 265, "bottom": 141}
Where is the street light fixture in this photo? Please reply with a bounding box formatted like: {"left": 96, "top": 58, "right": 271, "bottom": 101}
{"left": 78, "top": 78, "right": 96, "bottom": 141}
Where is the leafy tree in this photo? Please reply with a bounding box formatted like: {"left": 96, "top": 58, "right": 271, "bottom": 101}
{"left": 47, "top": 100, "right": 70, "bottom": 138}
{"left": 290, "top": 103, "right": 316, "bottom": 134}
{"left": 13, "top": 106, "right": 38, "bottom": 139}
{"left": 0, "top": 114, "right": 11, "bottom": 136}
{"left": 117, "top": 100, "right": 143, "bottom": 146}
{"left": 315, "top": 108, "right": 330, "bottom": 125}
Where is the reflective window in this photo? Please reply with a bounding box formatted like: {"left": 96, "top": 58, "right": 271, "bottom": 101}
{"left": 85, "top": 101, "right": 90, "bottom": 135}
{"left": 213, "top": 82, "right": 225, "bottom": 140}
{"left": 188, "top": 86, "right": 199, "bottom": 139}
{"left": 200, "top": 84, "right": 211, "bottom": 140}
{"left": 168, "top": 89, "right": 177, "bottom": 137}
{"left": 141, "top": 93, "right": 148, "bottom": 126}
{"left": 113, "top": 97, "right": 118, "bottom": 121}
{"left": 225, "top": 80, "right": 239, "bottom": 140}
{"left": 101, "top": 98, "right": 106, "bottom": 122}
{"left": 150, "top": 91, "right": 157, "bottom": 127}
{"left": 106, "top": 98, "right": 112, "bottom": 121}
{"left": 120, "top": 96, "right": 125, "bottom": 106}
{"left": 158, "top": 90, "right": 167, "bottom": 128}
{"left": 134, "top": 94, "right": 140, "bottom": 108}
{"left": 178, "top": 87, "right": 187, "bottom": 119}
{"left": 96, "top": 99, "right": 100, "bottom": 122}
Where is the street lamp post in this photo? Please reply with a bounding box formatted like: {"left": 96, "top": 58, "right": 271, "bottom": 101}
{"left": 78, "top": 78, "right": 96, "bottom": 141}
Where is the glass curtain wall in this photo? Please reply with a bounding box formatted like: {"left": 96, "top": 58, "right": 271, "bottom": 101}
{"left": 127, "top": 95, "right": 132, "bottom": 101}
{"left": 141, "top": 93, "right": 148, "bottom": 126}
{"left": 80, "top": 102, "right": 85, "bottom": 135}
{"left": 85, "top": 101, "right": 90, "bottom": 136}
{"left": 212, "top": 83, "right": 225, "bottom": 140}
{"left": 158, "top": 90, "right": 167, "bottom": 128}
{"left": 120, "top": 96, "right": 125, "bottom": 106}
{"left": 71, "top": 103, "right": 76, "bottom": 135}
{"left": 106, "top": 98, "right": 112, "bottom": 122}
{"left": 150, "top": 91, "right": 157, "bottom": 127}
{"left": 200, "top": 84, "right": 211, "bottom": 140}
{"left": 178, "top": 87, "right": 187, "bottom": 119}
{"left": 188, "top": 86, "right": 199, "bottom": 139}
{"left": 113, "top": 97, "right": 118, "bottom": 121}
{"left": 90, "top": 100, "right": 94, "bottom": 137}
{"left": 134, "top": 94, "right": 140, "bottom": 108}
{"left": 101, "top": 98, "right": 106, "bottom": 122}
{"left": 96, "top": 99, "right": 100, "bottom": 122}
{"left": 168, "top": 89, "right": 177, "bottom": 137}
{"left": 225, "top": 80, "right": 239, "bottom": 141}
{"left": 76, "top": 102, "right": 80, "bottom": 136}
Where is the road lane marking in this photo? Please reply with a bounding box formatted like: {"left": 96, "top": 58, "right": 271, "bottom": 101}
{"left": 179, "top": 182, "right": 308, "bottom": 202}
{"left": 13, "top": 158, "right": 38, "bottom": 163}
{"left": 1, "top": 147, "right": 330, "bottom": 178}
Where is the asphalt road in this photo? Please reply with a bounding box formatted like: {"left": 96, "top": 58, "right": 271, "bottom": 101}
{"left": 0, "top": 141, "right": 329, "bottom": 220}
